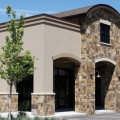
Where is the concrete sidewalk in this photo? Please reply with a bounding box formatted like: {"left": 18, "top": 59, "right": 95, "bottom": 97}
{"left": 62, "top": 112, "right": 120, "bottom": 120}
{"left": 0, "top": 110, "right": 119, "bottom": 120}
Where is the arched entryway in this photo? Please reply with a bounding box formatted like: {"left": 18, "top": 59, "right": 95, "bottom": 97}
{"left": 95, "top": 59, "right": 116, "bottom": 110}
{"left": 16, "top": 75, "right": 33, "bottom": 111}
{"left": 53, "top": 54, "right": 81, "bottom": 112}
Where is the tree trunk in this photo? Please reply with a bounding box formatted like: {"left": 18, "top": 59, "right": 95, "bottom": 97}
{"left": 8, "top": 82, "right": 12, "bottom": 120}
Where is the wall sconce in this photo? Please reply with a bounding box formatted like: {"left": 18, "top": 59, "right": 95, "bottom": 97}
{"left": 96, "top": 71, "right": 101, "bottom": 78}
{"left": 90, "top": 71, "right": 101, "bottom": 79}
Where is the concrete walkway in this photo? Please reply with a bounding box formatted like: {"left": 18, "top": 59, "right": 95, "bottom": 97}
{"left": 61, "top": 111, "right": 120, "bottom": 120}
{"left": 63, "top": 113, "right": 120, "bottom": 120}
{"left": 0, "top": 110, "right": 119, "bottom": 120}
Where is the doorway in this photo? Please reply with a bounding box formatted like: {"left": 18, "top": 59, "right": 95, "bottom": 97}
{"left": 95, "top": 61, "right": 115, "bottom": 110}
{"left": 53, "top": 58, "right": 75, "bottom": 111}
{"left": 17, "top": 75, "right": 33, "bottom": 111}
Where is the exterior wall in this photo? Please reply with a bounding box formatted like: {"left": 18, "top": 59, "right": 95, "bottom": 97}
{"left": 0, "top": 24, "right": 45, "bottom": 112}
{"left": 77, "top": 8, "right": 120, "bottom": 114}
{"left": 32, "top": 23, "right": 81, "bottom": 115}
{"left": 75, "top": 59, "right": 95, "bottom": 114}
{"left": 43, "top": 24, "right": 81, "bottom": 93}
{"left": 0, "top": 17, "right": 81, "bottom": 115}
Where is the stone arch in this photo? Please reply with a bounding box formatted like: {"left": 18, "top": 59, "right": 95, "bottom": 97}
{"left": 95, "top": 58, "right": 117, "bottom": 66}
{"left": 95, "top": 57, "right": 117, "bottom": 110}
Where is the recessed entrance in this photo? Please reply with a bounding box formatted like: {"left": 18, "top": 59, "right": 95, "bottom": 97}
{"left": 53, "top": 58, "right": 75, "bottom": 112}
{"left": 95, "top": 61, "right": 115, "bottom": 110}
{"left": 16, "top": 75, "right": 33, "bottom": 111}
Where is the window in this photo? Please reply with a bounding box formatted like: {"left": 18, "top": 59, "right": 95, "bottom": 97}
{"left": 100, "top": 23, "right": 110, "bottom": 44}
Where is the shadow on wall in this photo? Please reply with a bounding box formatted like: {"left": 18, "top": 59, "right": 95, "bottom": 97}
{"left": 95, "top": 61, "right": 115, "bottom": 109}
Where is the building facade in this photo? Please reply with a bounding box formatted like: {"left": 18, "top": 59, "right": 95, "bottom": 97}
{"left": 0, "top": 4, "right": 120, "bottom": 115}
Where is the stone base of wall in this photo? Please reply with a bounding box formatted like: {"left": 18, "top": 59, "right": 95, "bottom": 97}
{"left": 31, "top": 93, "right": 55, "bottom": 116}
{"left": 0, "top": 93, "right": 18, "bottom": 112}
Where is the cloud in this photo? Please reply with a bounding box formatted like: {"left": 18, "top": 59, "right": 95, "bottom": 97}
{"left": 0, "top": 8, "right": 55, "bottom": 17}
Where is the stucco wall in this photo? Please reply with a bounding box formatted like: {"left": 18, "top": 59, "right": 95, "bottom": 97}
{"left": 0, "top": 17, "right": 81, "bottom": 94}
{"left": 43, "top": 24, "right": 81, "bottom": 93}
{"left": 0, "top": 24, "right": 44, "bottom": 93}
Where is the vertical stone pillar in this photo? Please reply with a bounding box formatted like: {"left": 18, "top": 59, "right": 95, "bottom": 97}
{"left": 31, "top": 93, "right": 55, "bottom": 115}
{"left": 0, "top": 93, "right": 18, "bottom": 112}
{"left": 75, "top": 60, "right": 95, "bottom": 115}
{"left": 86, "top": 61, "right": 95, "bottom": 115}
{"left": 116, "top": 79, "right": 120, "bottom": 111}
{"left": 116, "top": 67, "right": 120, "bottom": 111}
{"left": 0, "top": 80, "right": 18, "bottom": 112}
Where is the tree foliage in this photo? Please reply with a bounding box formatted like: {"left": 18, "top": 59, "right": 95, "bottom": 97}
{"left": 0, "top": 5, "right": 35, "bottom": 85}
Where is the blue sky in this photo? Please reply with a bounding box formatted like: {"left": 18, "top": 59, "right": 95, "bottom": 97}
{"left": 0, "top": 0, "right": 120, "bottom": 23}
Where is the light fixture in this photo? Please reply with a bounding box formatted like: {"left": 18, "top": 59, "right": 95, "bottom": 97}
{"left": 90, "top": 71, "right": 101, "bottom": 79}
{"left": 96, "top": 71, "right": 101, "bottom": 78}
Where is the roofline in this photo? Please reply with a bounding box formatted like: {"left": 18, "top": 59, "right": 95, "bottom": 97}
{"left": 87, "top": 4, "right": 120, "bottom": 18}
{"left": 0, "top": 13, "right": 79, "bottom": 26}
{"left": 0, "top": 14, "right": 80, "bottom": 32}
{"left": 53, "top": 4, "right": 120, "bottom": 19}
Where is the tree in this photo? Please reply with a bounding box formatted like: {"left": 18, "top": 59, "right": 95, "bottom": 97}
{"left": 0, "top": 6, "right": 35, "bottom": 120}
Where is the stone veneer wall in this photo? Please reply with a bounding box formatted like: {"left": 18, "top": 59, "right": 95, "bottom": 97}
{"left": 74, "top": 8, "right": 120, "bottom": 115}
{"left": 75, "top": 60, "right": 95, "bottom": 114}
{"left": 80, "top": 9, "right": 120, "bottom": 114}
{"left": 0, "top": 94, "right": 18, "bottom": 112}
{"left": 32, "top": 94, "right": 55, "bottom": 115}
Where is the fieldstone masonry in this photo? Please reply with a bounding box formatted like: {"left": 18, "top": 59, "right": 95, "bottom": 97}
{"left": 75, "top": 59, "right": 95, "bottom": 114}
{"left": 74, "top": 8, "right": 120, "bottom": 114}
{"left": 32, "top": 94, "right": 55, "bottom": 115}
{"left": 0, "top": 94, "right": 18, "bottom": 112}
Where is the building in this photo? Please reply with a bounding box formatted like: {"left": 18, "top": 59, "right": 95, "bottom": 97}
{"left": 0, "top": 4, "right": 120, "bottom": 115}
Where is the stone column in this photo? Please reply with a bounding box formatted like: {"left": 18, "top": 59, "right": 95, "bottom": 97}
{"left": 0, "top": 93, "right": 18, "bottom": 112}
{"left": 75, "top": 60, "right": 95, "bottom": 115}
{"left": 31, "top": 93, "right": 55, "bottom": 115}
{"left": 116, "top": 67, "right": 120, "bottom": 111}
{"left": 116, "top": 80, "right": 120, "bottom": 111}
{"left": 0, "top": 80, "right": 18, "bottom": 112}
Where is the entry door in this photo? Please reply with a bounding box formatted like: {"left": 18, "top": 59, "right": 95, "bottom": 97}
{"left": 54, "top": 68, "right": 74, "bottom": 109}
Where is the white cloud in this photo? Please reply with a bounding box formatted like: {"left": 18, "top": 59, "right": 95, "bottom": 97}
{"left": 0, "top": 8, "right": 55, "bottom": 17}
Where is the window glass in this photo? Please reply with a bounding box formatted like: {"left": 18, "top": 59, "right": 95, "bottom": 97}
{"left": 100, "top": 23, "right": 110, "bottom": 44}
{"left": 58, "top": 69, "right": 65, "bottom": 76}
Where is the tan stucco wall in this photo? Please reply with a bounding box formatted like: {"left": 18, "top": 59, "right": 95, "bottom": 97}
{"left": 0, "top": 31, "right": 17, "bottom": 93}
{"left": 42, "top": 24, "right": 81, "bottom": 93}
{"left": 0, "top": 16, "right": 81, "bottom": 94}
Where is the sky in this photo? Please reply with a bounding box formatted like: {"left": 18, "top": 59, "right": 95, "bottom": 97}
{"left": 0, "top": 0, "right": 120, "bottom": 23}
